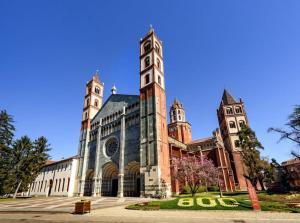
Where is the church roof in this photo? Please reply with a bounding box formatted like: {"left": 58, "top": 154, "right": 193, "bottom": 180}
{"left": 188, "top": 137, "right": 214, "bottom": 145}
{"left": 91, "top": 94, "right": 139, "bottom": 122}
{"left": 222, "top": 89, "right": 237, "bottom": 105}
{"left": 171, "top": 98, "right": 184, "bottom": 109}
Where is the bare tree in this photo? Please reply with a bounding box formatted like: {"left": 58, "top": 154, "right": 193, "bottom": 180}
{"left": 269, "top": 105, "right": 300, "bottom": 158}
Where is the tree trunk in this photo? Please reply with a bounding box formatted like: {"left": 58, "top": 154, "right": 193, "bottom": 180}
{"left": 28, "top": 182, "right": 32, "bottom": 196}
{"left": 13, "top": 180, "right": 22, "bottom": 199}
{"left": 219, "top": 184, "right": 223, "bottom": 197}
{"left": 259, "top": 178, "right": 265, "bottom": 191}
{"left": 252, "top": 180, "right": 258, "bottom": 191}
{"left": 218, "top": 175, "right": 223, "bottom": 197}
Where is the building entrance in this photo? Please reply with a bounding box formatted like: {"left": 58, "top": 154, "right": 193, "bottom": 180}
{"left": 101, "top": 162, "right": 119, "bottom": 196}
{"left": 111, "top": 179, "right": 118, "bottom": 196}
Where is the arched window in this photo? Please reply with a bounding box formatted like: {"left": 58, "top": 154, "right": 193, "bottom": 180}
{"left": 157, "top": 58, "right": 161, "bottom": 68}
{"left": 234, "top": 140, "right": 240, "bottom": 148}
{"left": 94, "top": 99, "right": 98, "bottom": 107}
{"left": 85, "top": 112, "right": 88, "bottom": 119}
{"left": 62, "top": 178, "right": 65, "bottom": 192}
{"left": 226, "top": 107, "right": 233, "bottom": 115}
{"left": 86, "top": 98, "right": 90, "bottom": 106}
{"left": 229, "top": 121, "right": 236, "bottom": 128}
{"left": 145, "top": 74, "right": 150, "bottom": 84}
{"left": 54, "top": 179, "right": 57, "bottom": 192}
{"left": 44, "top": 180, "right": 47, "bottom": 192}
{"left": 155, "top": 42, "right": 160, "bottom": 54}
{"left": 95, "top": 87, "right": 100, "bottom": 94}
{"left": 235, "top": 106, "right": 242, "bottom": 114}
{"left": 88, "top": 87, "right": 92, "bottom": 94}
{"left": 158, "top": 75, "right": 161, "bottom": 85}
{"left": 239, "top": 120, "right": 245, "bottom": 128}
{"left": 67, "top": 178, "right": 70, "bottom": 192}
{"left": 144, "top": 56, "right": 150, "bottom": 67}
{"left": 143, "top": 41, "right": 151, "bottom": 53}
{"left": 58, "top": 179, "right": 61, "bottom": 192}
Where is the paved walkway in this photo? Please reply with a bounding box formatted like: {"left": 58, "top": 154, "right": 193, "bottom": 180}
{"left": 90, "top": 205, "right": 300, "bottom": 222}
{"left": 1, "top": 198, "right": 300, "bottom": 223}
{"left": 0, "top": 205, "right": 300, "bottom": 223}
{"left": 0, "top": 196, "right": 150, "bottom": 213}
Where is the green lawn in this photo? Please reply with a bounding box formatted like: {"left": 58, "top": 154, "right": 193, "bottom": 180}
{"left": 0, "top": 198, "right": 14, "bottom": 202}
{"left": 126, "top": 192, "right": 300, "bottom": 213}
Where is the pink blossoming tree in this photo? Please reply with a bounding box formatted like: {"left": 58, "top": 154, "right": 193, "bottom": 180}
{"left": 171, "top": 156, "right": 220, "bottom": 196}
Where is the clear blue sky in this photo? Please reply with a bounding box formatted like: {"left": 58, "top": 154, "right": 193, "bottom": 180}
{"left": 1, "top": 1, "right": 299, "bottom": 162}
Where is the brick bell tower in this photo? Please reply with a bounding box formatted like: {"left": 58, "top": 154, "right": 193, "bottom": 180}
{"left": 217, "top": 89, "right": 248, "bottom": 191}
{"left": 139, "top": 27, "right": 171, "bottom": 197}
{"left": 77, "top": 71, "right": 104, "bottom": 196}
{"left": 168, "top": 99, "right": 192, "bottom": 144}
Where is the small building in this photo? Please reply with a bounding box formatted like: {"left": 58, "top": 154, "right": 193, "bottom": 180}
{"left": 29, "top": 156, "right": 78, "bottom": 197}
{"left": 282, "top": 157, "right": 300, "bottom": 189}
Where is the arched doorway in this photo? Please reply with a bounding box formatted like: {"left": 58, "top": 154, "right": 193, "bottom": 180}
{"left": 101, "top": 162, "right": 119, "bottom": 196}
{"left": 48, "top": 179, "right": 53, "bottom": 196}
{"left": 124, "top": 161, "right": 140, "bottom": 197}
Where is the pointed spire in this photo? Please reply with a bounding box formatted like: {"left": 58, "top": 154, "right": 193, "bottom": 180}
{"left": 92, "top": 69, "right": 101, "bottom": 83}
{"left": 111, "top": 84, "right": 117, "bottom": 95}
{"left": 171, "top": 98, "right": 184, "bottom": 109}
{"left": 222, "top": 89, "right": 237, "bottom": 105}
{"left": 149, "top": 24, "right": 154, "bottom": 33}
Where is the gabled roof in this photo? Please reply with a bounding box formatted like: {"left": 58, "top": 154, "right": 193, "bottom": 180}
{"left": 91, "top": 94, "right": 139, "bottom": 122}
{"left": 222, "top": 89, "right": 237, "bottom": 105}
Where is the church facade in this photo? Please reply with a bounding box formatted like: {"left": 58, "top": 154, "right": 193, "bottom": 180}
{"left": 75, "top": 28, "right": 251, "bottom": 198}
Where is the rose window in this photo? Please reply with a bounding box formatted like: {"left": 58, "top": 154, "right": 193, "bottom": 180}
{"left": 105, "top": 138, "right": 118, "bottom": 157}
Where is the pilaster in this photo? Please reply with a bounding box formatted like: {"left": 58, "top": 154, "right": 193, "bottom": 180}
{"left": 118, "top": 106, "right": 126, "bottom": 198}
{"left": 79, "top": 129, "right": 90, "bottom": 197}
{"left": 93, "top": 119, "right": 102, "bottom": 197}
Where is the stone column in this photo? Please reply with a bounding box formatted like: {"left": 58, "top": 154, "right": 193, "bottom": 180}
{"left": 93, "top": 119, "right": 102, "bottom": 197}
{"left": 79, "top": 129, "right": 90, "bottom": 197}
{"left": 118, "top": 106, "right": 126, "bottom": 198}
{"left": 98, "top": 171, "right": 102, "bottom": 196}
{"left": 140, "top": 173, "right": 145, "bottom": 197}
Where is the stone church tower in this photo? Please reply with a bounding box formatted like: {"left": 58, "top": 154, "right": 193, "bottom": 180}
{"left": 77, "top": 72, "right": 104, "bottom": 196}
{"left": 139, "top": 28, "right": 171, "bottom": 196}
{"left": 217, "top": 89, "right": 248, "bottom": 191}
{"left": 168, "top": 99, "right": 192, "bottom": 144}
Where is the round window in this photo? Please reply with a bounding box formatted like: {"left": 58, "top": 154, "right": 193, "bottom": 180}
{"left": 105, "top": 138, "right": 118, "bottom": 157}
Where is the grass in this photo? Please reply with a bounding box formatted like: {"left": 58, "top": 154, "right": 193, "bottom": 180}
{"left": 126, "top": 192, "right": 300, "bottom": 213}
{"left": 0, "top": 198, "right": 14, "bottom": 202}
